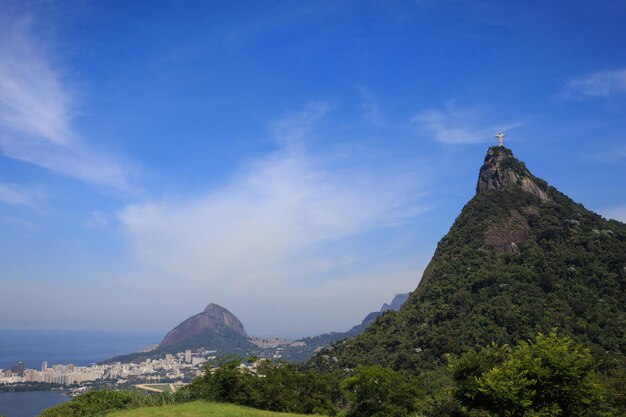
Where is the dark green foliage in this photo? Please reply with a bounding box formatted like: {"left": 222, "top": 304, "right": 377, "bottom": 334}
{"left": 448, "top": 330, "right": 605, "bottom": 417}
{"left": 38, "top": 388, "right": 195, "bottom": 417}
{"left": 188, "top": 358, "right": 343, "bottom": 415}
{"left": 310, "top": 166, "right": 626, "bottom": 371}
{"left": 342, "top": 366, "right": 418, "bottom": 417}
{"left": 308, "top": 148, "right": 625, "bottom": 412}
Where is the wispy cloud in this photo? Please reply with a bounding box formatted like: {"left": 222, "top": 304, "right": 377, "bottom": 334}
{"left": 563, "top": 67, "right": 626, "bottom": 98}
{"left": 412, "top": 104, "right": 522, "bottom": 144}
{"left": 119, "top": 105, "right": 428, "bottom": 290}
{"left": 355, "top": 86, "right": 388, "bottom": 127}
{"left": 0, "top": 182, "right": 42, "bottom": 207}
{"left": 592, "top": 144, "right": 626, "bottom": 163}
{"left": 270, "top": 102, "right": 329, "bottom": 147}
{"left": 0, "top": 16, "right": 131, "bottom": 191}
{"left": 86, "top": 211, "right": 110, "bottom": 229}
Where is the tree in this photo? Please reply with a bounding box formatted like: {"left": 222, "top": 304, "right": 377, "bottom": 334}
{"left": 342, "top": 365, "right": 417, "bottom": 417}
{"left": 189, "top": 358, "right": 253, "bottom": 404}
{"left": 448, "top": 330, "right": 605, "bottom": 417}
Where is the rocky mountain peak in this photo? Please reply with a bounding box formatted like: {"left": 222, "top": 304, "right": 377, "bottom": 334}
{"left": 159, "top": 303, "right": 247, "bottom": 348}
{"left": 476, "top": 146, "right": 550, "bottom": 201}
{"left": 203, "top": 303, "right": 222, "bottom": 313}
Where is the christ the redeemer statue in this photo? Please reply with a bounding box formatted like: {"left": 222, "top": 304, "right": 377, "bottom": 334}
{"left": 496, "top": 132, "right": 506, "bottom": 147}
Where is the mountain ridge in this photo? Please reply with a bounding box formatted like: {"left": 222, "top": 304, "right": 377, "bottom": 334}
{"left": 103, "top": 293, "right": 410, "bottom": 364}
{"left": 309, "top": 146, "right": 626, "bottom": 374}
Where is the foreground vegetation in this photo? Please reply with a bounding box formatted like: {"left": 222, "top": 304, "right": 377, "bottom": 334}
{"left": 39, "top": 389, "right": 194, "bottom": 417}
{"left": 105, "top": 401, "right": 315, "bottom": 417}
{"left": 40, "top": 331, "right": 622, "bottom": 417}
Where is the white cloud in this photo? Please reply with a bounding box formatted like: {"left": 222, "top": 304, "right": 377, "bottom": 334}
{"left": 412, "top": 104, "right": 522, "bottom": 144}
{"left": 0, "top": 182, "right": 42, "bottom": 207}
{"left": 564, "top": 67, "right": 626, "bottom": 98}
{"left": 119, "top": 106, "right": 428, "bottom": 293}
{"left": 0, "top": 16, "right": 130, "bottom": 191}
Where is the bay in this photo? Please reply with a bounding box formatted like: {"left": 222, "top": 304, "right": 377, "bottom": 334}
{"left": 0, "top": 391, "right": 69, "bottom": 417}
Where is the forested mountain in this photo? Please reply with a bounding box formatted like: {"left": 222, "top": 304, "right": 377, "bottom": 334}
{"left": 309, "top": 146, "right": 626, "bottom": 374}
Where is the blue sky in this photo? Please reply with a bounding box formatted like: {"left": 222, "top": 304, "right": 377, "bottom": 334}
{"left": 1, "top": 0, "right": 625, "bottom": 338}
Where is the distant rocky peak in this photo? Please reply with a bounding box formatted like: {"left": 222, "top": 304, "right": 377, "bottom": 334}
{"left": 203, "top": 303, "right": 222, "bottom": 313}
{"left": 159, "top": 302, "right": 247, "bottom": 348}
{"left": 380, "top": 293, "right": 409, "bottom": 313}
{"left": 476, "top": 146, "right": 550, "bottom": 202}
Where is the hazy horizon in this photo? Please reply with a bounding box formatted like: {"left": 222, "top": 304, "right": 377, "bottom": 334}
{"left": 1, "top": 0, "right": 625, "bottom": 339}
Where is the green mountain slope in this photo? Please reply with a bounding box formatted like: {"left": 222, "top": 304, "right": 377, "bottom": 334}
{"left": 309, "top": 146, "right": 626, "bottom": 373}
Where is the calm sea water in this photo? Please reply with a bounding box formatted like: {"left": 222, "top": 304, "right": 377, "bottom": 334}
{"left": 0, "top": 391, "right": 69, "bottom": 417}
{"left": 0, "top": 329, "right": 164, "bottom": 369}
{"left": 0, "top": 329, "right": 165, "bottom": 417}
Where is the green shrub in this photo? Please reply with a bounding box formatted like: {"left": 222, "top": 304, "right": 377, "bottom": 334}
{"left": 189, "top": 358, "right": 342, "bottom": 415}
{"left": 39, "top": 388, "right": 194, "bottom": 417}
{"left": 448, "top": 330, "right": 606, "bottom": 417}
{"left": 342, "top": 365, "right": 418, "bottom": 417}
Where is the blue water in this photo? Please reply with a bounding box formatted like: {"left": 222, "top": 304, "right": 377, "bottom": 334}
{"left": 0, "top": 329, "right": 164, "bottom": 369}
{"left": 0, "top": 391, "right": 69, "bottom": 417}
{"left": 0, "top": 329, "right": 165, "bottom": 417}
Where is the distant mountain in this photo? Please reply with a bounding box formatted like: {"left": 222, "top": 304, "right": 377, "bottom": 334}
{"left": 380, "top": 293, "right": 409, "bottom": 312}
{"left": 309, "top": 146, "right": 626, "bottom": 375}
{"left": 160, "top": 303, "right": 247, "bottom": 348}
{"left": 276, "top": 293, "right": 410, "bottom": 362}
{"left": 104, "top": 295, "right": 410, "bottom": 364}
{"left": 103, "top": 303, "right": 254, "bottom": 364}
{"left": 349, "top": 293, "right": 410, "bottom": 333}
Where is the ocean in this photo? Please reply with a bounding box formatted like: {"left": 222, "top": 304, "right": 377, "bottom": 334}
{"left": 0, "top": 329, "right": 164, "bottom": 417}
{"left": 0, "top": 329, "right": 164, "bottom": 369}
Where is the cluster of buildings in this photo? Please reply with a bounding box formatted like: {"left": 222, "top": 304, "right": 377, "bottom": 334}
{"left": 0, "top": 350, "right": 215, "bottom": 387}
{"left": 249, "top": 337, "right": 306, "bottom": 349}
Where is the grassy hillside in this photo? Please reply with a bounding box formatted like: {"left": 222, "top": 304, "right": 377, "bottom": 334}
{"left": 105, "top": 401, "right": 316, "bottom": 417}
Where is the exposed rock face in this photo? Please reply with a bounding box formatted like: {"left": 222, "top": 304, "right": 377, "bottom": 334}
{"left": 159, "top": 303, "right": 247, "bottom": 348}
{"left": 477, "top": 146, "right": 550, "bottom": 201}
{"left": 485, "top": 209, "right": 531, "bottom": 253}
